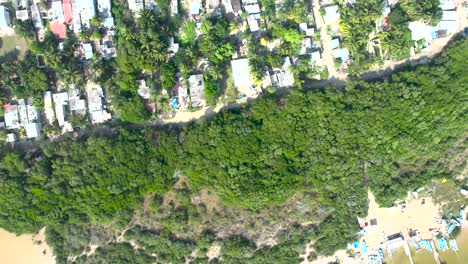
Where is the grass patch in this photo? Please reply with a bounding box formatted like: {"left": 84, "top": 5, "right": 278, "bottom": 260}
{"left": 0, "top": 36, "right": 29, "bottom": 63}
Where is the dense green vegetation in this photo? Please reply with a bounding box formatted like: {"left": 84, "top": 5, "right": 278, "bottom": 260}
{"left": 0, "top": 37, "right": 466, "bottom": 262}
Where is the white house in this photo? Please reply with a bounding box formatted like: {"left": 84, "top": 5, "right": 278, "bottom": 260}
{"left": 323, "top": 5, "right": 339, "bottom": 24}
{"left": 188, "top": 74, "right": 204, "bottom": 108}
{"left": 0, "top": 6, "right": 11, "bottom": 29}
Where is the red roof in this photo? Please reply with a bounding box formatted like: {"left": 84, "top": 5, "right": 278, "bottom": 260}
{"left": 62, "top": 0, "right": 73, "bottom": 24}
{"left": 50, "top": 20, "right": 67, "bottom": 39}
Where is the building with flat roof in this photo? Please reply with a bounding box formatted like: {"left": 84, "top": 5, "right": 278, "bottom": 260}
{"left": 323, "top": 5, "right": 339, "bottom": 24}
{"left": 188, "top": 74, "right": 204, "bottom": 108}
{"left": 128, "top": 0, "right": 144, "bottom": 16}
{"left": 231, "top": 58, "right": 253, "bottom": 90}
{"left": 4, "top": 104, "right": 19, "bottom": 129}
{"left": 0, "top": 6, "right": 11, "bottom": 29}
{"left": 87, "top": 87, "right": 111, "bottom": 124}
{"left": 53, "top": 92, "right": 69, "bottom": 127}
{"left": 44, "top": 91, "right": 56, "bottom": 125}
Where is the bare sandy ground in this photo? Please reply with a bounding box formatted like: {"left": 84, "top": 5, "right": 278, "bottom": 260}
{"left": 0, "top": 228, "right": 55, "bottom": 264}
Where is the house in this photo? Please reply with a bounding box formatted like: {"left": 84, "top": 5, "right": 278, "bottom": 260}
{"left": 270, "top": 57, "right": 294, "bottom": 88}
{"left": 334, "top": 48, "right": 350, "bottom": 62}
{"left": 439, "top": 0, "right": 455, "bottom": 10}
{"left": 299, "top": 23, "right": 314, "bottom": 36}
{"left": 137, "top": 80, "right": 150, "bottom": 99}
{"left": 6, "top": 133, "right": 16, "bottom": 143}
{"left": 0, "top": 6, "right": 11, "bottom": 29}
{"left": 49, "top": 0, "right": 67, "bottom": 39}
{"left": 408, "top": 21, "right": 430, "bottom": 41}
{"left": 231, "top": 0, "right": 242, "bottom": 13}
{"left": 188, "top": 74, "right": 204, "bottom": 107}
{"left": 231, "top": 58, "right": 253, "bottom": 92}
{"left": 222, "top": 0, "right": 234, "bottom": 14}
{"left": 74, "top": 0, "right": 96, "bottom": 31}
{"left": 62, "top": 0, "right": 73, "bottom": 24}
{"left": 18, "top": 99, "right": 28, "bottom": 126}
{"left": 331, "top": 38, "right": 340, "bottom": 49}
{"left": 97, "top": 0, "right": 112, "bottom": 18}
{"left": 4, "top": 104, "right": 20, "bottom": 129}
{"left": 87, "top": 87, "right": 111, "bottom": 124}
{"left": 82, "top": 43, "right": 93, "bottom": 60}
{"left": 436, "top": 20, "right": 457, "bottom": 33}
{"left": 190, "top": 0, "right": 202, "bottom": 15}
{"left": 173, "top": 81, "right": 189, "bottom": 111}
{"left": 170, "top": 0, "right": 178, "bottom": 16}
{"left": 442, "top": 10, "right": 457, "bottom": 21}
{"left": 244, "top": 4, "right": 260, "bottom": 14}
{"left": 31, "top": 4, "right": 43, "bottom": 29}
{"left": 311, "top": 51, "right": 321, "bottom": 63}
{"left": 44, "top": 91, "right": 56, "bottom": 125}
{"left": 25, "top": 123, "right": 40, "bottom": 138}
{"left": 247, "top": 14, "right": 259, "bottom": 32}
{"left": 300, "top": 37, "right": 312, "bottom": 55}
{"left": 101, "top": 40, "right": 117, "bottom": 58}
{"left": 323, "top": 5, "right": 339, "bottom": 24}
{"left": 16, "top": 9, "right": 29, "bottom": 21}
{"left": 68, "top": 86, "right": 87, "bottom": 113}
{"left": 52, "top": 92, "right": 69, "bottom": 127}
{"left": 168, "top": 37, "right": 179, "bottom": 56}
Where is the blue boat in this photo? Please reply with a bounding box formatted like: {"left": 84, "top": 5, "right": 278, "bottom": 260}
{"left": 420, "top": 240, "right": 433, "bottom": 253}
{"left": 438, "top": 237, "right": 448, "bottom": 251}
{"left": 362, "top": 240, "right": 368, "bottom": 254}
{"left": 412, "top": 240, "right": 420, "bottom": 250}
{"left": 449, "top": 239, "right": 458, "bottom": 251}
{"left": 378, "top": 249, "right": 385, "bottom": 262}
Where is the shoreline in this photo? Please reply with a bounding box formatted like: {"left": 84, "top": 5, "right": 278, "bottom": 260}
{"left": 0, "top": 227, "right": 55, "bottom": 264}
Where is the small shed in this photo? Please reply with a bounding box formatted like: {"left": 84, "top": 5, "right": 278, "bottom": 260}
{"left": 0, "top": 6, "right": 11, "bottom": 28}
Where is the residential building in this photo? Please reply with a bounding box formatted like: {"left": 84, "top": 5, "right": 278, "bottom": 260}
{"left": 311, "top": 51, "right": 321, "bottom": 63}
{"left": 270, "top": 57, "right": 294, "bottom": 88}
{"left": 300, "top": 37, "right": 312, "bottom": 55}
{"left": 168, "top": 37, "right": 179, "bottom": 56}
{"left": 68, "top": 86, "right": 87, "bottom": 114}
{"left": 323, "top": 5, "right": 339, "bottom": 24}
{"left": 334, "top": 48, "right": 350, "bottom": 62}
{"left": 82, "top": 43, "right": 93, "bottom": 60}
{"left": 4, "top": 104, "right": 20, "bottom": 129}
{"left": 137, "top": 80, "right": 150, "bottom": 99}
{"left": 16, "top": 9, "right": 29, "bottom": 21}
{"left": 0, "top": 5, "right": 11, "bottom": 28}
{"left": 188, "top": 74, "right": 204, "bottom": 107}
{"left": 299, "top": 23, "right": 314, "bottom": 36}
{"left": 6, "top": 133, "right": 16, "bottom": 143}
{"left": 190, "top": 0, "right": 202, "bottom": 15}
{"left": 331, "top": 38, "right": 340, "bottom": 49}
{"left": 18, "top": 99, "right": 28, "bottom": 126}
{"left": 231, "top": 58, "right": 253, "bottom": 91}
{"left": 62, "top": 0, "right": 73, "bottom": 24}
{"left": 49, "top": 0, "right": 67, "bottom": 39}
{"left": 97, "top": 0, "right": 112, "bottom": 18}
{"left": 31, "top": 4, "right": 43, "bottom": 29}
{"left": 244, "top": 3, "right": 260, "bottom": 14}
{"left": 440, "top": 0, "right": 455, "bottom": 10}
{"left": 87, "top": 87, "right": 111, "bottom": 124}
{"left": 247, "top": 14, "right": 259, "bottom": 32}
{"left": 25, "top": 123, "right": 40, "bottom": 138}
{"left": 128, "top": 0, "right": 144, "bottom": 16}
{"left": 73, "top": 0, "right": 96, "bottom": 31}
{"left": 53, "top": 92, "right": 69, "bottom": 127}
{"left": 44, "top": 91, "right": 56, "bottom": 125}
{"left": 408, "top": 21, "right": 430, "bottom": 41}
{"left": 100, "top": 40, "right": 117, "bottom": 58}
{"left": 170, "top": 0, "right": 178, "bottom": 16}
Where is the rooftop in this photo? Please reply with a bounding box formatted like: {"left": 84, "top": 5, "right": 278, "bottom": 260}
{"left": 231, "top": 58, "right": 253, "bottom": 89}
{"left": 323, "top": 5, "right": 339, "bottom": 24}
{"left": 188, "top": 74, "right": 204, "bottom": 108}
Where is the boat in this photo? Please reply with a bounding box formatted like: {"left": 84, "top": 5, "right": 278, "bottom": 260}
{"left": 449, "top": 239, "right": 458, "bottom": 251}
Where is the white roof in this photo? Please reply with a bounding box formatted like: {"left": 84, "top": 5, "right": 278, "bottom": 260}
{"left": 408, "top": 21, "right": 430, "bottom": 41}
{"left": 311, "top": 51, "right": 321, "bottom": 62}
{"left": 0, "top": 6, "right": 11, "bottom": 28}
{"left": 25, "top": 123, "right": 40, "bottom": 138}
{"left": 97, "top": 0, "right": 112, "bottom": 18}
{"left": 323, "top": 5, "right": 339, "bottom": 24}
{"left": 49, "top": 0, "right": 65, "bottom": 24}
{"left": 334, "top": 48, "right": 350, "bottom": 62}
{"left": 190, "top": 3, "right": 201, "bottom": 14}
{"left": 76, "top": 0, "right": 96, "bottom": 28}
{"left": 18, "top": 99, "right": 28, "bottom": 126}
{"left": 247, "top": 15, "right": 259, "bottom": 31}
{"left": 442, "top": 11, "right": 457, "bottom": 21}
{"left": 188, "top": 75, "right": 204, "bottom": 107}
{"left": 16, "top": 10, "right": 29, "bottom": 21}
{"left": 44, "top": 91, "right": 56, "bottom": 125}
{"left": 300, "top": 38, "right": 312, "bottom": 55}
{"left": 103, "top": 17, "right": 114, "bottom": 28}
{"left": 4, "top": 105, "right": 19, "bottom": 129}
{"left": 231, "top": 58, "right": 253, "bottom": 89}
{"left": 6, "top": 133, "right": 16, "bottom": 143}
{"left": 244, "top": 4, "right": 260, "bottom": 14}
{"left": 83, "top": 44, "right": 93, "bottom": 59}
{"left": 53, "top": 92, "right": 69, "bottom": 127}
{"left": 439, "top": 0, "right": 455, "bottom": 10}
{"left": 171, "top": 0, "right": 178, "bottom": 15}
{"left": 436, "top": 20, "right": 457, "bottom": 33}
{"left": 137, "top": 80, "right": 150, "bottom": 99}
{"left": 31, "top": 5, "right": 43, "bottom": 28}
{"left": 26, "top": 105, "right": 38, "bottom": 123}
{"left": 331, "top": 38, "right": 340, "bottom": 49}
{"left": 88, "top": 87, "right": 111, "bottom": 124}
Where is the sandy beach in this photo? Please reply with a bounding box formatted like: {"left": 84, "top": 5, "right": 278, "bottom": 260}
{"left": 0, "top": 228, "right": 55, "bottom": 264}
